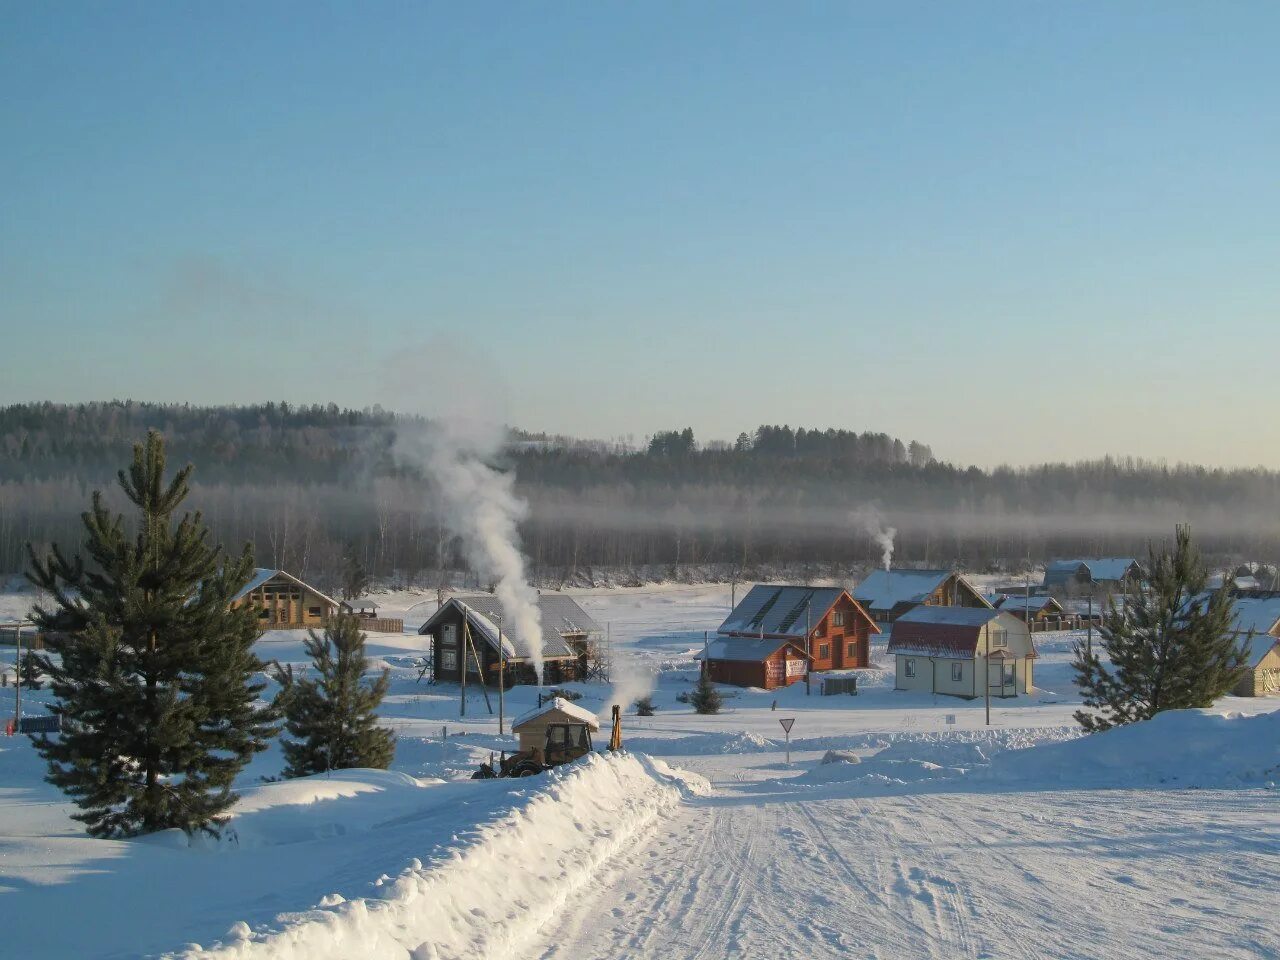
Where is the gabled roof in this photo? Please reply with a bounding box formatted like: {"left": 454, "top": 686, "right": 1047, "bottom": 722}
{"left": 512, "top": 697, "right": 600, "bottom": 731}
{"left": 887, "top": 607, "right": 1034, "bottom": 660}
{"left": 696, "top": 636, "right": 809, "bottom": 662}
{"left": 717, "top": 585, "right": 875, "bottom": 639}
{"left": 1046, "top": 558, "right": 1142, "bottom": 582}
{"left": 1045, "top": 559, "right": 1091, "bottom": 575}
{"left": 994, "top": 594, "right": 1063, "bottom": 615}
{"left": 232, "top": 568, "right": 342, "bottom": 610}
{"left": 417, "top": 594, "right": 595, "bottom": 660}
{"left": 1228, "top": 594, "right": 1280, "bottom": 638}
{"left": 853, "top": 569, "right": 989, "bottom": 612}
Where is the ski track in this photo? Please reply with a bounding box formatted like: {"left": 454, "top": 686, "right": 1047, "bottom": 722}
{"left": 534, "top": 775, "right": 1279, "bottom": 960}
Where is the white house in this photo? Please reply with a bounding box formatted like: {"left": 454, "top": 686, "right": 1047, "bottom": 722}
{"left": 886, "top": 606, "right": 1037, "bottom": 699}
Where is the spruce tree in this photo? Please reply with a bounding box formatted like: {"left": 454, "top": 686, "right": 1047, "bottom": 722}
{"left": 279, "top": 613, "right": 395, "bottom": 777}
{"left": 689, "top": 669, "right": 723, "bottom": 715}
{"left": 27, "top": 431, "right": 277, "bottom": 838}
{"left": 1073, "top": 525, "right": 1246, "bottom": 732}
{"left": 19, "top": 650, "right": 43, "bottom": 689}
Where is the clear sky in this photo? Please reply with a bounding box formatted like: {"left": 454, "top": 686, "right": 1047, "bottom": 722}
{"left": 2, "top": 3, "right": 1277, "bottom": 468}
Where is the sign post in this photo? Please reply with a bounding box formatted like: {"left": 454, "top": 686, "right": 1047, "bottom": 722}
{"left": 779, "top": 717, "right": 795, "bottom": 766}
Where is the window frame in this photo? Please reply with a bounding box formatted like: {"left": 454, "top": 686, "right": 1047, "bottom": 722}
{"left": 991, "top": 627, "right": 1008, "bottom": 649}
{"left": 951, "top": 661, "right": 964, "bottom": 682}
{"left": 904, "top": 657, "right": 917, "bottom": 678}
{"left": 818, "top": 642, "right": 830, "bottom": 660}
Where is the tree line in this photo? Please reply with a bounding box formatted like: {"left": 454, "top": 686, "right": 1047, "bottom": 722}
{"left": 1, "top": 401, "right": 1277, "bottom": 590}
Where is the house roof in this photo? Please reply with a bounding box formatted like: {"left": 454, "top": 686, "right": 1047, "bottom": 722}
{"left": 696, "top": 636, "right": 809, "bottom": 662}
{"left": 994, "top": 594, "right": 1063, "bottom": 615}
{"left": 417, "top": 594, "right": 598, "bottom": 660}
{"left": 232, "top": 568, "right": 342, "bottom": 610}
{"left": 852, "top": 569, "right": 987, "bottom": 612}
{"left": 887, "top": 607, "right": 1034, "bottom": 660}
{"left": 512, "top": 697, "right": 600, "bottom": 731}
{"left": 1047, "top": 558, "right": 1142, "bottom": 582}
{"left": 717, "top": 585, "right": 873, "bottom": 639}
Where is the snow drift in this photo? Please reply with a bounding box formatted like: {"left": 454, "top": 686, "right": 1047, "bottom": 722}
{"left": 987, "top": 708, "right": 1280, "bottom": 789}
{"left": 170, "top": 753, "right": 708, "bottom": 960}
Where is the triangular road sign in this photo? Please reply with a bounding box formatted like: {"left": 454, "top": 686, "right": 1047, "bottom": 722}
{"left": 779, "top": 718, "right": 795, "bottom": 734}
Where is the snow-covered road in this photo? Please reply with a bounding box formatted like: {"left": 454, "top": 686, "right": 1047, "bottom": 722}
{"left": 536, "top": 769, "right": 1278, "bottom": 960}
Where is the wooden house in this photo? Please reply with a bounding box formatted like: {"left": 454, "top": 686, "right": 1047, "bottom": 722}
{"left": 993, "top": 593, "right": 1066, "bottom": 626}
{"left": 230, "top": 569, "right": 343, "bottom": 630}
{"left": 1042, "top": 558, "right": 1144, "bottom": 593}
{"left": 696, "top": 636, "right": 811, "bottom": 690}
{"left": 715, "top": 585, "right": 879, "bottom": 673}
{"left": 852, "top": 569, "right": 992, "bottom": 625}
{"left": 1227, "top": 593, "right": 1280, "bottom": 697}
{"left": 418, "top": 594, "right": 601, "bottom": 686}
{"left": 887, "top": 606, "right": 1037, "bottom": 698}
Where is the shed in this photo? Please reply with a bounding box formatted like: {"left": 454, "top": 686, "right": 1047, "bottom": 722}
{"left": 852, "top": 569, "right": 992, "bottom": 624}
{"left": 695, "top": 636, "right": 811, "bottom": 690}
{"left": 511, "top": 697, "right": 600, "bottom": 755}
{"left": 887, "top": 606, "right": 1037, "bottom": 699}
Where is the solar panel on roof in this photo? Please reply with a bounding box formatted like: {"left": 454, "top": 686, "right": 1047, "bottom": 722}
{"left": 748, "top": 588, "right": 783, "bottom": 630}
{"left": 776, "top": 591, "right": 814, "bottom": 632}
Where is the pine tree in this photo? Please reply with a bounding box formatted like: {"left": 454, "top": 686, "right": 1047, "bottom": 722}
{"left": 26, "top": 431, "right": 277, "bottom": 838}
{"left": 1072, "top": 525, "right": 1246, "bottom": 732}
{"left": 19, "top": 650, "right": 43, "bottom": 689}
{"left": 689, "top": 669, "right": 723, "bottom": 715}
{"left": 279, "top": 613, "right": 395, "bottom": 777}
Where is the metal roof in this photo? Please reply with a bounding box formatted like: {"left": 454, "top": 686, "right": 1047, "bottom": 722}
{"left": 897, "top": 606, "right": 1004, "bottom": 627}
{"left": 717, "top": 585, "right": 854, "bottom": 639}
{"left": 231, "top": 568, "right": 342, "bottom": 610}
{"left": 887, "top": 607, "right": 1034, "bottom": 659}
{"left": 1046, "top": 558, "right": 1142, "bottom": 582}
{"left": 512, "top": 697, "right": 600, "bottom": 731}
{"left": 994, "top": 595, "right": 1062, "bottom": 614}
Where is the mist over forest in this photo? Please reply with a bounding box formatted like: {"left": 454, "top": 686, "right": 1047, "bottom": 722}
{"left": 2, "top": 401, "right": 1276, "bottom": 593}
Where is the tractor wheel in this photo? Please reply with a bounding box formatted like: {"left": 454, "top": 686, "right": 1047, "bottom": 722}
{"left": 511, "top": 761, "right": 543, "bottom": 778}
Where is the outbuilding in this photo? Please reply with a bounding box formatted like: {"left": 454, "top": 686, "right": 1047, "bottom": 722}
{"left": 511, "top": 697, "right": 600, "bottom": 756}
{"left": 887, "top": 606, "right": 1037, "bottom": 698}
{"left": 696, "top": 636, "right": 811, "bottom": 690}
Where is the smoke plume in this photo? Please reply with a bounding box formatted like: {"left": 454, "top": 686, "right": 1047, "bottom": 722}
{"left": 607, "top": 644, "right": 655, "bottom": 719}
{"left": 852, "top": 506, "right": 896, "bottom": 570}
{"left": 396, "top": 420, "right": 546, "bottom": 683}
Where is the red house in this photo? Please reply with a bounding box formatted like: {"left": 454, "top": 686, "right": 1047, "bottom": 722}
{"left": 700, "top": 585, "right": 880, "bottom": 688}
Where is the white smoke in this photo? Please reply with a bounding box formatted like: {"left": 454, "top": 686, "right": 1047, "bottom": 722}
{"left": 851, "top": 505, "right": 896, "bottom": 571}
{"left": 396, "top": 419, "right": 545, "bottom": 684}
{"left": 607, "top": 643, "right": 655, "bottom": 719}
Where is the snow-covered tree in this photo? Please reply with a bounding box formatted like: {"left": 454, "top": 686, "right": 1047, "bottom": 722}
{"left": 1072, "top": 525, "right": 1246, "bottom": 732}
{"left": 279, "top": 614, "right": 394, "bottom": 778}
{"left": 689, "top": 670, "right": 722, "bottom": 715}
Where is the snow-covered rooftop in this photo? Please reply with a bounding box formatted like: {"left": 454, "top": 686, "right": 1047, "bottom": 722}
{"left": 852, "top": 569, "right": 952, "bottom": 610}
{"left": 717, "top": 585, "right": 849, "bottom": 639}
{"left": 512, "top": 697, "right": 601, "bottom": 731}
{"left": 896, "top": 605, "right": 1003, "bottom": 627}
{"left": 696, "top": 636, "right": 804, "bottom": 662}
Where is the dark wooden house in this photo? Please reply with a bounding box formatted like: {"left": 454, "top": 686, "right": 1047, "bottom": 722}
{"left": 418, "top": 594, "right": 601, "bottom": 686}
{"left": 696, "top": 636, "right": 811, "bottom": 690}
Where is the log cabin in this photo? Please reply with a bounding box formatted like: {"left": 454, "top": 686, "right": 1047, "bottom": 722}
{"left": 230, "top": 569, "right": 342, "bottom": 629}
{"left": 852, "top": 569, "right": 992, "bottom": 625}
{"left": 418, "top": 594, "right": 601, "bottom": 686}
{"left": 696, "top": 636, "right": 811, "bottom": 690}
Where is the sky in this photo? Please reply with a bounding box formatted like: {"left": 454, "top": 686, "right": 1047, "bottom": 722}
{"left": 2, "top": 2, "right": 1278, "bottom": 468}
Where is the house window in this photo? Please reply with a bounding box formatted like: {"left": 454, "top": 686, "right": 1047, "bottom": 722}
{"left": 1003, "top": 664, "right": 1016, "bottom": 685}
{"left": 442, "top": 624, "right": 458, "bottom": 648}
{"left": 991, "top": 628, "right": 1008, "bottom": 649}
{"left": 258, "top": 609, "right": 269, "bottom": 619}
{"left": 308, "top": 606, "right": 321, "bottom": 617}
{"left": 846, "top": 641, "right": 857, "bottom": 659}
{"left": 818, "top": 643, "right": 830, "bottom": 659}
{"left": 832, "top": 611, "right": 846, "bottom": 627}
{"left": 951, "top": 662, "right": 964, "bottom": 682}
{"left": 441, "top": 649, "right": 457, "bottom": 671}
{"left": 904, "top": 658, "right": 916, "bottom": 678}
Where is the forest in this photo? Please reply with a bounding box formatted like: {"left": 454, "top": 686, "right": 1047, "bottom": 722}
{"left": 1, "top": 401, "right": 1277, "bottom": 594}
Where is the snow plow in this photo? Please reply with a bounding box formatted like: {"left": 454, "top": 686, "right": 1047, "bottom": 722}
{"left": 473, "top": 698, "right": 621, "bottom": 779}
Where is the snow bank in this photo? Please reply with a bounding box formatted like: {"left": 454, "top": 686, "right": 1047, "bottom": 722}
{"left": 987, "top": 708, "right": 1280, "bottom": 789}
{"left": 170, "top": 753, "right": 708, "bottom": 960}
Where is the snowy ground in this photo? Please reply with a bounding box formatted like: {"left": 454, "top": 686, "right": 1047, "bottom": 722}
{"left": 1, "top": 583, "right": 1276, "bottom": 959}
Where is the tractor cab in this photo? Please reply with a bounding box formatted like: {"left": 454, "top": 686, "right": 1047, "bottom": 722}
{"left": 542, "top": 721, "right": 594, "bottom": 766}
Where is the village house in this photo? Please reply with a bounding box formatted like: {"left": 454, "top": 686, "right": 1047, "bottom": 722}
{"left": 993, "top": 593, "right": 1068, "bottom": 629}
{"left": 1227, "top": 593, "right": 1280, "bottom": 697}
{"left": 887, "top": 606, "right": 1037, "bottom": 698}
{"left": 230, "top": 569, "right": 343, "bottom": 629}
{"left": 1042, "top": 558, "right": 1144, "bottom": 593}
{"left": 852, "top": 568, "right": 992, "bottom": 625}
{"left": 418, "top": 593, "right": 601, "bottom": 686}
{"left": 700, "top": 585, "right": 880, "bottom": 689}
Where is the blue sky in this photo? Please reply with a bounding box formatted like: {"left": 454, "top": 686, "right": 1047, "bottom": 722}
{"left": 2, "top": 3, "right": 1277, "bottom": 467}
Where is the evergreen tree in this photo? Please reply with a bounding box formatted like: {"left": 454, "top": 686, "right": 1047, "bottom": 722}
{"left": 341, "top": 554, "right": 370, "bottom": 602}
{"left": 1072, "top": 525, "right": 1246, "bottom": 732}
{"left": 279, "top": 613, "right": 395, "bottom": 777}
{"left": 634, "top": 696, "right": 656, "bottom": 717}
{"left": 26, "top": 431, "right": 277, "bottom": 838}
{"left": 19, "top": 650, "right": 42, "bottom": 689}
{"left": 689, "top": 669, "right": 723, "bottom": 715}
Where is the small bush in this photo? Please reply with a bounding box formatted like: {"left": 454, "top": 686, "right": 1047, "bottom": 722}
{"left": 689, "top": 673, "right": 722, "bottom": 715}
{"left": 634, "top": 696, "right": 655, "bottom": 716}
{"left": 547, "top": 687, "right": 582, "bottom": 702}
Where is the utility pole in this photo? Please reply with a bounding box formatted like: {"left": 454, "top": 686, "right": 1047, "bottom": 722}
{"left": 804, "top": 602, "right": 812, "bottom": 696}
{"left": 496, "top": 617, "right": 505, "bottom": 735}
{"left": 1087, "top": 594, "right": 1094, "bottom": 660}
{"left": 460, "top": 620, "right": 468, "bottom": 718}
{"left": 12, "top": 622, "right": 22, "bottom": 733}
{"left": 984, "top": 623, "right": 991, "bottom": 726}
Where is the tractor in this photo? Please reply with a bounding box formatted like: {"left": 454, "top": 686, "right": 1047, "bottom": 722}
{"left": 472, "top": 698, "right": 622, "bottom": 779}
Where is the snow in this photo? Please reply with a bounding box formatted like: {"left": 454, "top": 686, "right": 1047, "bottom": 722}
{"left": 511, "top": 696, "right": 600, "bottom": 730}
{"left": 1, "top": 581, "right": 1277, "bottom": 959}
{"left": 851, "top": 568, "right": 951, "bottom": 608}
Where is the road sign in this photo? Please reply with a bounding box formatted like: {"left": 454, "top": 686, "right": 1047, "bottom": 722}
{"left": 945, "top": 714, "right": 956, "bottom": 726}
{"left": 778, "top": 718, "right": 795, "bottom": 734}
